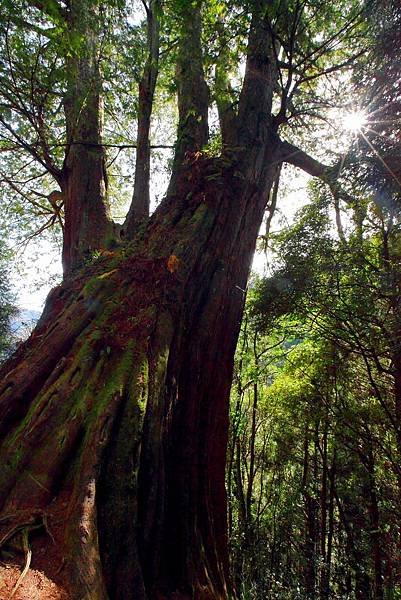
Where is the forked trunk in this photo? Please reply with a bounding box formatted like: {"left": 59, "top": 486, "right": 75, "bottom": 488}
{"left": 0, "top": 143, "right": 279, "bottom": 599}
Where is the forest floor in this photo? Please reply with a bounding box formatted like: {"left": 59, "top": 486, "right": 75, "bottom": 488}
{"left": 0, "top": 560, "right": 67, "bottom": 599}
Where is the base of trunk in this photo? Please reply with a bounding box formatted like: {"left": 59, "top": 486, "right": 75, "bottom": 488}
{"left": 0, "top": 151, "right": 278, "bottom": 599}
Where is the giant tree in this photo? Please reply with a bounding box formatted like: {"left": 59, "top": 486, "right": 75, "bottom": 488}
{"left": 0, "top": 0, "right": 368, "bottom": 598}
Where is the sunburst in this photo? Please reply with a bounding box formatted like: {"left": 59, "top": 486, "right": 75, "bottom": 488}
{"left": 342, "top": 110, "right": 367, "bottom": 132}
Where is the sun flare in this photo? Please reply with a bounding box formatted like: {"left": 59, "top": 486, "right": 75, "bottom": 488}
{"left": 342, "top": 110, "right": 367, "bottom": 132}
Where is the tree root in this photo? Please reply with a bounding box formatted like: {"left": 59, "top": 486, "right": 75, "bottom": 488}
{"left": 0, "top": 509, "right": 48, "bottom": 548}
{"left": 0, "top": 510, "right": 55, "bottom": 599}
{"left": 8, "top": 528, "right": 31, "bottom": 599}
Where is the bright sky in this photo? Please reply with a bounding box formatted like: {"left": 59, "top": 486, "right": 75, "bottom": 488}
{"left": 252, "top": 169, "right": 311, "bottom": 275}
{"left": 13, "top": 237, "right": 62, "bottom": 312}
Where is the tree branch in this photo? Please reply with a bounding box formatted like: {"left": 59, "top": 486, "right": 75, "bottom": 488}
{"left": 0, "top": 171, "right": 53, "bottom": 213}
{"left": 29, "top": 0, "right": 66, "bottom": 21}
{"left": 0, "top": 116, "right": 48, "bottom": 171}
{"left": 53, "top": 141, "right": 174, "bottom": 149}
{"left": 293, "top": 49, "right": 367, "bottom": 90}
{"left": 279, "top": 139, "right": 360, "bottom": 248}
{"left": 294, "top": 8, "right": 364, "bottom": 71}
{"left": 279, "top": 139, "right": 333, "bottom": 179}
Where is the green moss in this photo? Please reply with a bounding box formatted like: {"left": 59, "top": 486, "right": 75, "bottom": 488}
{"left": 171, "top": 203, "right": 213, "bottom": 256}
{"left": 104, "top": 222, "right": 122, "bottom": 249}
{"left": 147, "top": 311, "right": 173, "bottom": 408}
{"left": 0, "top": 289, "right": 173, "bottom": 496}
{"left": 137, "top": 359, "right": 149, "bottom": 410}
{"left": 189, "top": 202, "right": 208, "bottom": 224}
{"left": 3, "top": 319, "right": 112, "bottom": 458}
{"left": 87, "top": 341, "right": 136, "bottom": 423}
{"left": 82, "top": 273, "right": 114, "bottom": 300}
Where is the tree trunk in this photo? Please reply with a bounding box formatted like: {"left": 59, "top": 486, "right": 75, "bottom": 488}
{"left": 173, "top": 0, "right": 209, "bottom": 169}
{"left": 62, "top": 0, "right": 111, "bottom": 274}
{"left": 323, "top": 451, "right": 336, "bottom": 598}
{"left": 124, "top": 0, "right": 161, "bottom": 235}
{"left": 366, "top": 445, "right": 384, "bottom": 600}
{"left": 0, "top": 140, "right": 279, "bottom": 598}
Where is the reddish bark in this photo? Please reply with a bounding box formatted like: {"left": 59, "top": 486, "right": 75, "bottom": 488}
{"left": 124, "top": 0, "right": 161, "bottom": 235}
{"left": 0, "top": 144, "right": 280, "bottom": 598}
{"left": 60, "top": 0, "right": 112, "bottom": 273}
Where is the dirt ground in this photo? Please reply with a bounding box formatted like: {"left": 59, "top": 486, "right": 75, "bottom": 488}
{"left": 0, "top": 561, "right": 67, "bottom": 600}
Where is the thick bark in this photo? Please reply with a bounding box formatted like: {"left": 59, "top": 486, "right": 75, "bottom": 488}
{"left": 62, "top": 0, "right": 111, "bottom": 273}
{"left": 0, "top": 136, "right": 280, "bottom": 598}
{"left": 238, "top": 1, "right": 277, "bottom": 146}
{"left": 173, "top": 0, "right": 209, "bottom": 169}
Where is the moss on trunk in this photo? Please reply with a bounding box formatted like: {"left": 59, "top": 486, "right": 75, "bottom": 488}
{"left": 0, "top": 146, "right": 279, "bottom": 598}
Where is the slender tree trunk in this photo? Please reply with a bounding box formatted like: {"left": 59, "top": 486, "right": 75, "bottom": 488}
{"left": 304, "top": 492, "right": 318, "bottom": 599}
{"left": 366, "top": 445, "right": 384, "bottom": 600}
{"left": 319, "top": 418, "right": 328, "bottom": 598}
{"left": 392, "top": 352, "right": 401, "bottom": 590}
{"left": 320, "top": 449, "right": 335, "bottom": 599}
{"left": 392, "top": 354, "right": 401, "bottom": 498}
{"left": 246, "top": 380, "right": 258, "bottom": 521}
{"left": 301, "top": 428, "right": 317, "bottom": 598}
{"left": 173, "top": 0, "right": 209, "bottom": 170}
{"left": 124, "top": 0, "right": 161, "bottom": 235}
{"left": 234, "top": 436, "right": 247, "bottom": 541}
{"left": 335, "top": 492, "right": 371, "bottom": 600}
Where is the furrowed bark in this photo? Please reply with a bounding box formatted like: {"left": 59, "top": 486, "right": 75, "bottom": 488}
{"left": 0, "top": 140, "right": 280, "bottom": 599}
{"left": 0, "top": 13, "right": 283, "bottom": 587}
{"left": 0, "top": 4, "right": 347, "bottom": 599}
{"left": 62, "top": 0, "right": 112, "bottom": 274}
{"left": 173, "top": 0, "right": 209, "bottom": 169}
{"left": 3, "top": 0, "right": 113, "bottom": 275}
{"left": 238, "top": 1, "right": 277, "bottom": 146}
{"left": 124, "top": 0, "right": 161, "bottom": 237}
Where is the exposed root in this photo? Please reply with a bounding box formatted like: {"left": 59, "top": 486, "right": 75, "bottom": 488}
{"left": 8, "top": 529, "right": 31, "bottom": 599}
{"left": 0, "top": 509, "right": 57, "bottom": 599}
{"left": 0, "top": 510, "right": 47, "bottom": 548}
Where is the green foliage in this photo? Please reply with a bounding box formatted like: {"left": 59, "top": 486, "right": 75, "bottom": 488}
{"left": 250, "top": 190, "right": 334, "bottom": 325}
{"left": 229, "top": 58, "right": 401, "bottom": 593}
